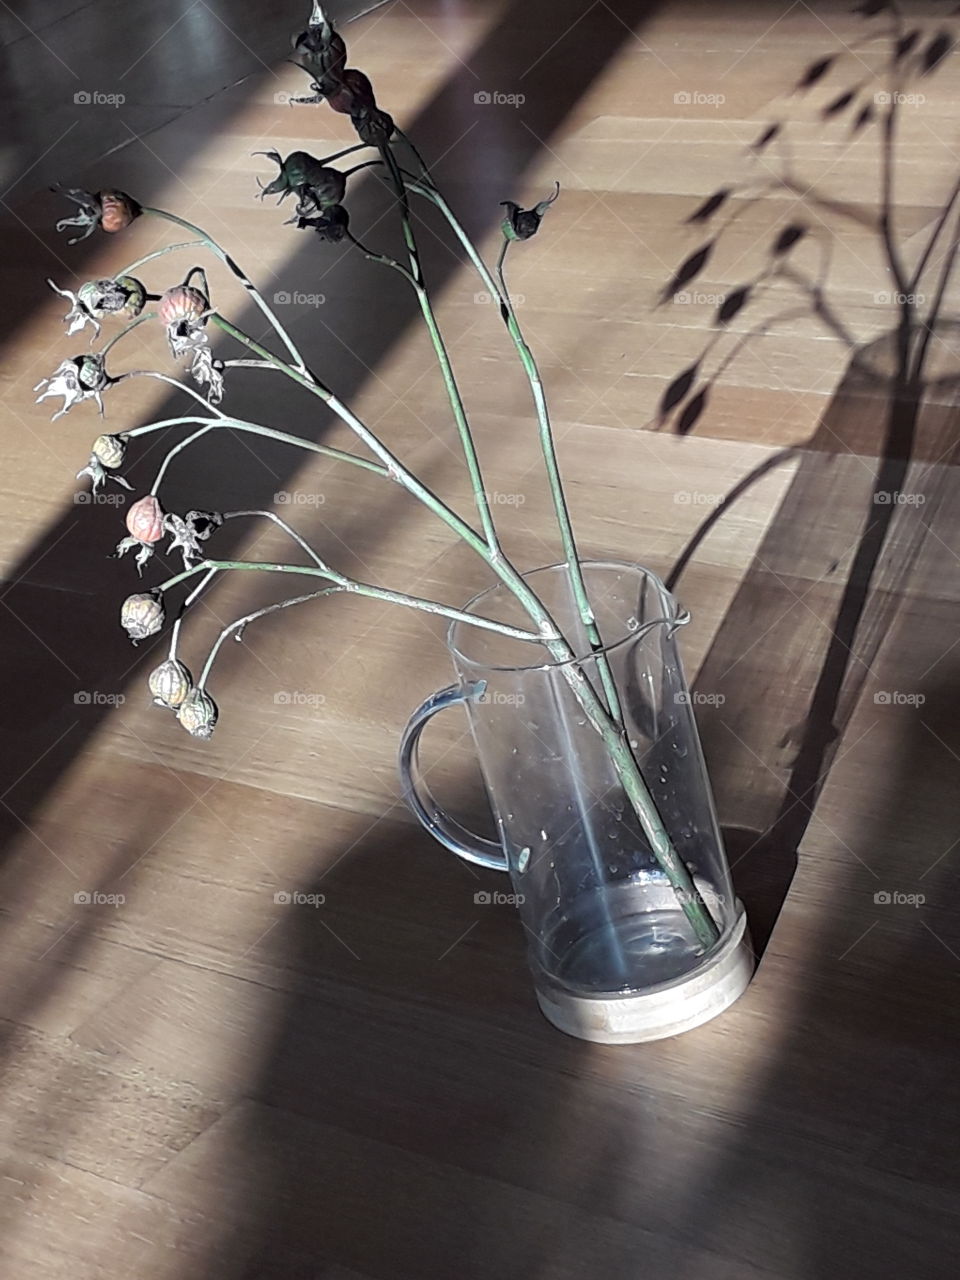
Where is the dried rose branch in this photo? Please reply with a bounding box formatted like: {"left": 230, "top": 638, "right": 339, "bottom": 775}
{"left": 39, "top": 1, "right": 720, "bottom": 948}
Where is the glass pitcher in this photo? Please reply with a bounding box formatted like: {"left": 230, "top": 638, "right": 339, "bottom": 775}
{"left": 399, "top": 562, "right": 754, "bottom": 1043}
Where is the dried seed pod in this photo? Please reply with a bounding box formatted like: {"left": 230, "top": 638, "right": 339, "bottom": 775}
{"left": 148, "top": 658, "right": 192, "bottom": 708}
{"left": 500, "top": 183, "right": 560, "bottom": 242}
{"left": 126, "top": 495, "right": 165, "bottom": 544}
{"left": 100, "top": 189, "right": 141, "bottom": 233}
{"left": 121, "top": 591, "right": 165, "bottom": 642}
{"left": 34, "top": 353, "right": 110, "bottom": 419}
{"left": 92, "top": 433, "right": 126, "bottom": 469}
{"left": 158, "top": 285, "right": 208, "bottom": 328}
{"left": 55, "top": 187, "right": 141, "bottom": 243}
{"left": 177, "top": 688, "right": 218, "bottom": 738}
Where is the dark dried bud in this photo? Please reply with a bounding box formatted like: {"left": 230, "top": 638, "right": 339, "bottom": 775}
{"left": 351, "top": 106, "right": 394, "bottom": 147}
{"left": 500, "top": 182, "right": 560, "bottom": 241}
{"left": 294, "top": 203, "right": 350, "bottom": 241}
{"left": 292, "top": 4, "right": 347, "bottom": 94}
{"left": 121, "top": 591, "right": 165, "bottom": 642}
{"left": 177, "top": 688, "right": 218, "bottom": 738}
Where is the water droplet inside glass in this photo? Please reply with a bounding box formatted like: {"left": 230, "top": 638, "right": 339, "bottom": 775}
{"left": 517, "top": 847, "right": 530, "bottom": 873}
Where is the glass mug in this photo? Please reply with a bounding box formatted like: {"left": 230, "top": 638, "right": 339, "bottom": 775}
{"left": 399, "top": 562, "right": 754, "bottom": 1042}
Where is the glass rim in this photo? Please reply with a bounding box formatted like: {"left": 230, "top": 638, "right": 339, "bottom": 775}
{"left": 448, "top": 559, "right": 685, "bottom": 674}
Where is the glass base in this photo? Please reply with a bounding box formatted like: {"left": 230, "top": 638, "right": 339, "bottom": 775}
{"left": 534, "top": 903, "right": 754, "bottom": 1044}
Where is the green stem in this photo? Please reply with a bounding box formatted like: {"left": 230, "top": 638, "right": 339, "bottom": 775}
{"left": 158, "top": 557, "right": 545, "bottom": 647}
{"left": 141, "top": 207, "right": 308, "bottom": 371}
{"left": 128, "top": 411, "right": 389, "bottom": 489}
{"left": 201, "top": 316, "right": 716, "bottom": 946}
{"left": 402, "top": 177, "right": 718, "bottom": 945}
{"left": 495, "top": 237, "right": 624, "bottom": 726}
{"left": 376, "top": 142, "right": 500, "bottom": 551}
{"left": 120, "top": 241, "right": 205, "bottom": 274}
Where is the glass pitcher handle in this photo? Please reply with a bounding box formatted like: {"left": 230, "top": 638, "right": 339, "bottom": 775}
{"left": 398, "top": 681, "right": 509, "bottom": 872}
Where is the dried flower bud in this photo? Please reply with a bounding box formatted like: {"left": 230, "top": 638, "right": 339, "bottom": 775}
{"left": 100, "top": 190, "right": 142, "bottom": 233}
{"left": 256, "top": 150, "right": 346, "bottom": 211}
{"left": 500, "top": 182, "right": 560, "bottom": 242}
{"left": 54, "top": 187, "right": 141, "bottom": 244}
{"left": 158, "top": 284, "right": 208, "bottom": 328}
{"left": 34, "top": 354, "right": 110, "bottom": 420}
{"left": 292, "top": 4, "right": 347, "bottom": 95}
{"left": 126, "top": 494, "right": 165, "bottom": 544}
{"left": 351, "top": 105, "right": 394, "bottom": 147}
{"left": 341, "top": 67, "right": 375, "bottom": 108}
{"left": 158, "top": 284, "right": 210, "bottom": 358}
{"left": 148, "top": 658, "right": 192, "bottom": 708}
{"left": 92, "top": 433, "right": 126, "bottom": 469}
{"left": 177, "top": 688, "right": 218, "bottom": 738}
{"left": 293, "top": 203, "right": 350, "bottom": 242}
{"left": 121, "top": 591, "right": 165, "bottom": 642}
{"left": 80, "top": 275, "right": 147, "bottom": 319}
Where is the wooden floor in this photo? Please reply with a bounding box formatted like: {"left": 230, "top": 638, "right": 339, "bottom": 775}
{"left": 2, "top": 0, "right": 960, "bottom": 1275}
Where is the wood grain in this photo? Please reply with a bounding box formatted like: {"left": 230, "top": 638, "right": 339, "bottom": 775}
{"left": 2, "top": 0, "right": 960, "bottom": 1277}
